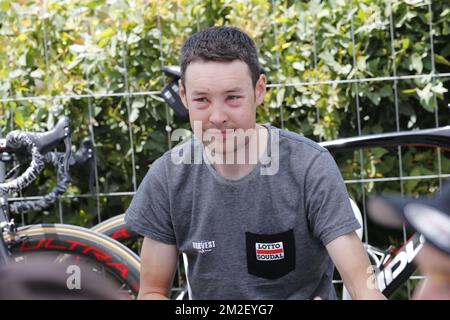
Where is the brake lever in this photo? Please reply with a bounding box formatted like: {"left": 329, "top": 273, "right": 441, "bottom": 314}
{"left": 70, "top": 138, "right": 95, "bottom": 194}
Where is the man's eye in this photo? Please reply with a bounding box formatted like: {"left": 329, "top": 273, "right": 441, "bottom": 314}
{"left": 194, "top": 98, "right": 208, "bottom": 103}
{"left": 228, "top": 96, "right": 240, "bottom": 101}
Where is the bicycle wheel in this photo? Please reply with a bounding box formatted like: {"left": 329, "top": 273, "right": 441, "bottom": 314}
{"left": 8, "top": 223, "right": 141, "bottom": 299}
{"left": 91, "top": 214, "right": 140, "bottom": 251}
{"left": 92, "top": 214, "right": 187, "bottom": 299}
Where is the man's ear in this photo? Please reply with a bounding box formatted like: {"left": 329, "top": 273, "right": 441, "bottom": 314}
{"left": 255, "top": 74, "right": 267, "bottom": 106}
{"left": 178, "top": 79, "right": 188, "bottom": 110}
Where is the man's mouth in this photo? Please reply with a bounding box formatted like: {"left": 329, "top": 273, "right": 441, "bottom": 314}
{"left": 205, "top": 129, "right": 234, "bottom": 140}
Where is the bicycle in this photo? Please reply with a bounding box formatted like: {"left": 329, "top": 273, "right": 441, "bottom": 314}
{"left": 321, "top": 126, "right": 450, "bottom": 298}
{"left": 91, "top": 123, "right": 450, "bottom": 299}
{"left": 367, "top": 180, "right": 450, "bottom": 300}
{"left": 0, "top": 116, "right": 141, "bottom": 299}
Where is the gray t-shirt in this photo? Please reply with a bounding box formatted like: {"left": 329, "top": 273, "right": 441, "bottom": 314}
{"left": 125, "top": 125, "right": 360, "bottom": 300}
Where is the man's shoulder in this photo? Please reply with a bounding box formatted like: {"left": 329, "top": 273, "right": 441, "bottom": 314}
{"left": 270, "top": 125, "right": 327, "bottom": 154}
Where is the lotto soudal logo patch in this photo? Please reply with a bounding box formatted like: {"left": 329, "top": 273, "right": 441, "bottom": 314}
{"left": 255, "top": 242, "right": 285, "bottom": 261}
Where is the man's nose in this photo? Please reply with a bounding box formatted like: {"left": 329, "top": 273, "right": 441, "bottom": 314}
{"left": 208, "top": 103, "right": 228, "bottom": 126}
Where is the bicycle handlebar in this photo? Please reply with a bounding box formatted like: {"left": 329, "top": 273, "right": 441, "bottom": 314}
{"left": 9, "top": 139, "right": 94, "bottom": 215}
{"left": 319, "top": 126, "right": 450, "bottom": 152}
{"left": 9, "top": 152, "right": 70, "bottom": 214}
{"left": 0, "top": 134, "right": 45, "bottom": 194}
{"left": 5, "top": 117, "right": 71, "bottom": 154}
{"left": 0, "top": 117, "right": 72, "bottom": 195}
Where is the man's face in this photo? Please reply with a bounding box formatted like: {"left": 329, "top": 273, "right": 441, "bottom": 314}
{"left": 179, "top": 59, "right": 266, "bottom": 154}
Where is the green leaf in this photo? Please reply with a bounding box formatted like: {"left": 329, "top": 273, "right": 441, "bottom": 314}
{"left": 371, "top": 147, "right": 389, "bottom": 159}
{"left": 319, "top": 51, "right": 351, "bottom": 75}
{"left": 402, "top": 38, "right": 410, "bottom": 50}
{"left": 276, "top": 88, "right": 285, "bottom": 107}
{"left": 30, "top": 69, "right": 45, "bottom": 79}
{"left": 129, "top": 107, "right": 139, "bottom": 123}
{"left": 404, "top": 167, "right": 422, "bottom": 193}
{"left": 402, "top": 88, "right": 416, "bottom": 94}
{"left": 348, "top": 42, "right": 355, "bottom": 56}
{"left": 292, "top": 61, "right": 304, "bottom": 71}
{"left": 95, "top": 107, "right": 102, "bottom": 117}
{"left": 127, "top": 33, "right": 141, "bottom": 45}
{"left": 14, "top": 112, "right": 25, "bottom": 127}
{"left": 97, "top": 28, "right": 118, "bottom": 47}
{"left": 431, "top": 82, "right": 448, "bottom": 95}
{"left": 435, "top": 54, "right": 450, "bottom": 66}
{"left": 410, "top": 53, "right": 423, "bottom": 73}
{"left": 132, "top": 98, "right": 146, "bottom": 109}
{"left": 416, "top": 83, "right": 435, "bottom": 112}
{"left": 367, "top": 91, "right": 381, "bottom": 106}
{"left": 69, "top": 44, "right": 86, "bottom": 54}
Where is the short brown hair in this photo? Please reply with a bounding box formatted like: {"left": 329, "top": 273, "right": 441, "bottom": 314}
{"left": 180, "top": 26, "right": 261, "bottom": 87}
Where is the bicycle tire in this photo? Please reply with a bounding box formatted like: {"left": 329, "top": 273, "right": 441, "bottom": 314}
{"left": 91, "top": 214, "right": 139, "bottom": 243}
{"left": 8, "top": 223, "right": 141, "bottom": 299}
{"left": 92, "top": 214, "right": 187, "bottom": 299}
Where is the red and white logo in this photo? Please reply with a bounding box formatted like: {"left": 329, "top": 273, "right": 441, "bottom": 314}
{"left": 255, "top": 242, "right": 285, "bottom": 261}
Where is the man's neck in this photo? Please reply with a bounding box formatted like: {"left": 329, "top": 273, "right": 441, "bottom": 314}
{"left": 209, "top": 124, "right": 269, "bottom": 180}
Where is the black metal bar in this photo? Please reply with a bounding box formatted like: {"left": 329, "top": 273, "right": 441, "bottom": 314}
{"left": 320, "top": 126, "right": 450, "bottom": 152}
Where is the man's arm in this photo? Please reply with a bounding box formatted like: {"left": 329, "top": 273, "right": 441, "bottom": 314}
{"left": 138, "top": 237, "right": 179, "bottom": 300}
{"left": 326, "top": 231, "right": 387, "bottom": 300}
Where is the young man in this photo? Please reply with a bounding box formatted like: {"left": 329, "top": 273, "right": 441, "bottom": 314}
{"left": 368, "top": 182, "right": 450, "bottom": 299}
{"left": 125, "top": 26, "right": 385, "bottom": 300}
